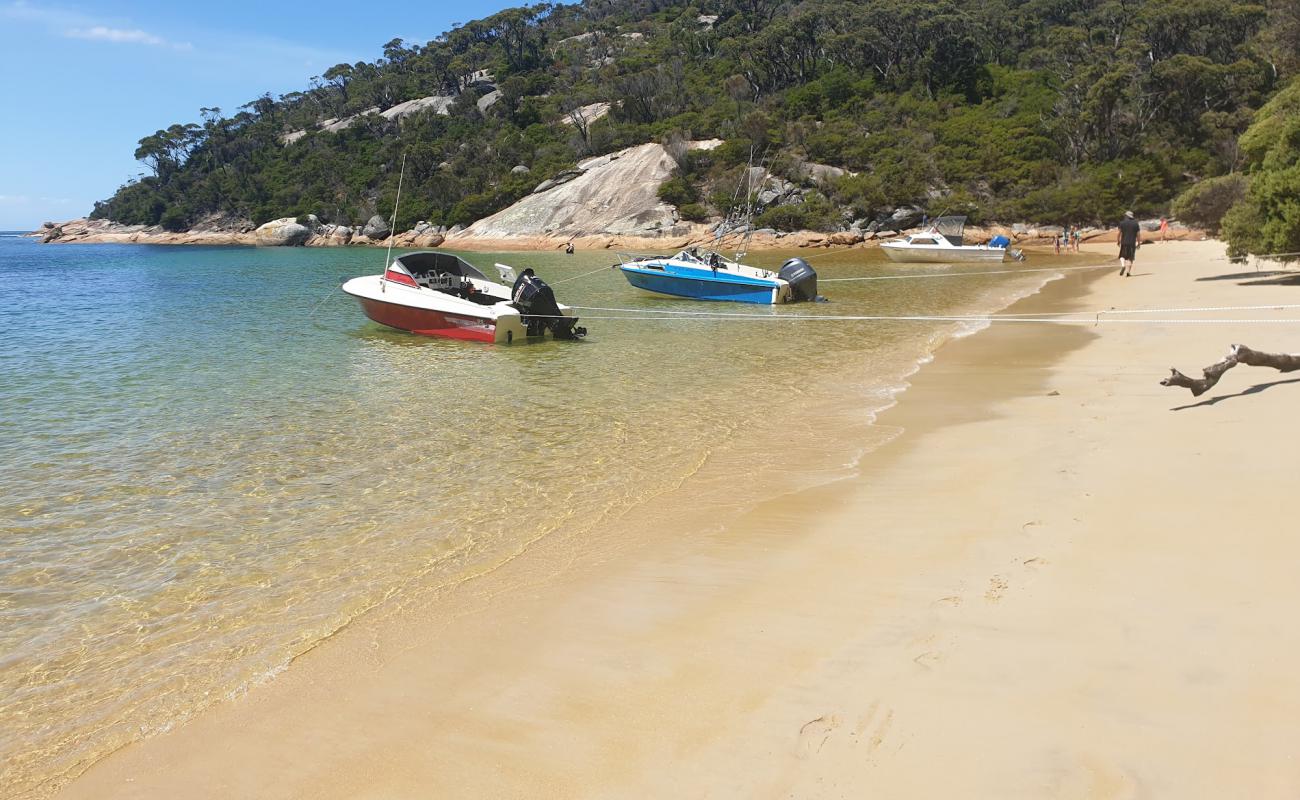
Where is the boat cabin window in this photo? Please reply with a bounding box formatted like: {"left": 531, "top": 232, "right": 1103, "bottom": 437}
{"left": 911, "top": 236, "right": 939, "bottom": 246}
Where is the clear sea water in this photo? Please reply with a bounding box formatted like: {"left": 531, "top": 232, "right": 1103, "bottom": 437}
{"left": 0, "top": 233, "right": 1094, "bottom": 797}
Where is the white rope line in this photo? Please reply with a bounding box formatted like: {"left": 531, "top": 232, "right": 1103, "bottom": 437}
{"left": 570, "top": 301, "right": 1300, "bottom": 320}
{"left": 819, "top": 264, "right": 1112, "bottom": 282}
{"left": 557, "top": 312, "right": 1300, "bottom": 325}
{"left": 990, "top": 303, "right": 1300, "bottom": 318}
{"left": 808, "top": 250, "right": 1300, "bottom": 284}
{"left": 1102, "top": 303, "right": 1300, "bottom": 315}
{"left": 592, "top": 249, "right": 1298, "bottom": 289}
{"left": 549, "top": 264, "right": 615, "bottom": 285}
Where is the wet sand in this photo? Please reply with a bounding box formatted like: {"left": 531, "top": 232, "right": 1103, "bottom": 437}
{"left": 58, "top": 240, "right": 1300, "bottom": 798}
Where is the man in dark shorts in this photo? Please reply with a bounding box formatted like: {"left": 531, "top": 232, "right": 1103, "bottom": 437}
{"left": 1117, "top": 210, "right": 1141, "bottom": 276}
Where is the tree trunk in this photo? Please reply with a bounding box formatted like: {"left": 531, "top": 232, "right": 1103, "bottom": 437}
{"left": 1161, "top": 344, "right": 1300, "bottom": 396}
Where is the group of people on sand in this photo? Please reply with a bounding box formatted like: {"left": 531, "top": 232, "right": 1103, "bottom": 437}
{"left": 1054, "top": 226, "right": 1082, "bottom": 254}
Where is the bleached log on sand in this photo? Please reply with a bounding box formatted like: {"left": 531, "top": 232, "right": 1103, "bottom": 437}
{"left": 1161, "top": 344, "right": 1300, "bottom": 396}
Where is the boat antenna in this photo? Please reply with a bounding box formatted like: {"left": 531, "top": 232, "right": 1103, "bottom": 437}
{"left": 711, "top": 146, "right": 751, "bottom": 255}
{"left": 735, "top": 144, "right": 769, "bottom": 263}
{"left": 380, "top": 152, "right": 407, "bottom": 292}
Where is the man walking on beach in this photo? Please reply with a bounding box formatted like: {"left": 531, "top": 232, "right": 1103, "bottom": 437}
{"left": 1117, "top": 210, "right": 1141, "bottom": 276}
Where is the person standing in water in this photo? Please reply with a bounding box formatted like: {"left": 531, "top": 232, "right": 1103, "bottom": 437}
{"left": 1117, "top": 210, "right": 1141, "bottom": 276}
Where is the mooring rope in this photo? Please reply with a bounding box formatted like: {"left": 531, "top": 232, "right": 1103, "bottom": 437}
{"left": 974, "top": 303, "right": 1300, "bottom": 319}
{"left": 564, "top": 248, "right": 1299, "bottom": 290}
{"left": 558, "top": 315, "right": 1300, "bottom": 324}
{"left": 308, "top": 281, "right": 344, "bottom": 319}
{"left": 817, "top": 253, "right": 1296, "bottom": 283}
{"left": 819, "top": 263, "right": 1113, "bottom": 282}
{"left": 557, "top": 307, "right": 1300, "bottom": 325}
{"left": 549, "top": 264, "right": 616, "bottom": 285}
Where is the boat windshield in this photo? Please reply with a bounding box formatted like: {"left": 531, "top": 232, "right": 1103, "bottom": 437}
{"left": 676, "top": 248, "right": 726, "bottom": 268}
{"left": 933, "top": 216, "right": 967, "bottom": 246}
{"left": 393, "top": 251, "right": 489, "bottom": 281}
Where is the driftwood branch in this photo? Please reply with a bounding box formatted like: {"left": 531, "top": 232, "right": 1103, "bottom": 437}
{"left": 1162, "top": 344, "right": 1300, "bottom": 396}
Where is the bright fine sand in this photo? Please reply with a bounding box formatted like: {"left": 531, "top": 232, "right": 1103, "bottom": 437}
{"left": 58, "top": 240, "right": 1300, "bottom": 799}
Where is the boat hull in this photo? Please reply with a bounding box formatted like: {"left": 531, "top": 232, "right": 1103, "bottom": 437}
{"left": 880, "top": 245, "right": 1008, "bottom": 263}
{"left": 353, "top": 294, "right": 498, "bottom": 342}
{"left": 619, "top": 266, "right": 782, "bottom": 304}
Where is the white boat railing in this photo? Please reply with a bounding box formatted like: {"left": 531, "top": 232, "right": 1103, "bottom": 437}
{"left": 616, "top": 251, "right": 673, "bottom": 267}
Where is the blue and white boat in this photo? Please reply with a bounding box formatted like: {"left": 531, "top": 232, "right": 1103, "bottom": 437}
{"left": 616, "top": 248, "right": 820, "bottom": 305}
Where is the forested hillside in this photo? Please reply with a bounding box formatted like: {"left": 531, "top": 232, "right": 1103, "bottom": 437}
{"left": 89, "top": 0, "right": 1299, "bottom": 252}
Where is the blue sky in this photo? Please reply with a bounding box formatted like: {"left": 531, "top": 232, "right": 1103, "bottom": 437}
{"left": 0, "top": 0, "right": 517, "bottom": 229}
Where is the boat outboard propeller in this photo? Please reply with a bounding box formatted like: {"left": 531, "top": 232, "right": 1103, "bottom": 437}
{"left": 778, "top": 258, "right": 825, "bottom": 302}
{"left": 511, "top": 269, "right": 587, "bottom": 339}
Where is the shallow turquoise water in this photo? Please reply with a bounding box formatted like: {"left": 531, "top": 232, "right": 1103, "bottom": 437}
{"left": 0, "top": 235, "right": 1090, "bottom": 796}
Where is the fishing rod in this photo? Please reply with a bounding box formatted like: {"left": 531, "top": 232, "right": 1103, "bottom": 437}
{"left": 379, "top": 153, "right": 407, "bottom": 294}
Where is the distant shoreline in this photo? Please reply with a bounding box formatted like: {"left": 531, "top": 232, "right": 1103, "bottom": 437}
{"left": 28, "top": 217, "right": 1203, "bottom": 252}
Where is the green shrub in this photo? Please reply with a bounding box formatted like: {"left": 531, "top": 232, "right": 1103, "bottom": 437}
{"left": 1171, "top": 174, "right": 1248, "bottom": 234}
{"left": 678, "top": 203, "right": 710, "bottom": 222}
{"left": 657, "top": 176, "right": 697, "bottom": 205}
{"left": 831, "top": 173, "right": 886, "bottom": 218}
{"left": 159, "top": 206, "right": 188, "bottom": 232}
{"left": 1223, "top": 76, "right": 1300, "bottom": 257}
{"left": 754, "top": 193, "right": 838, "bottom": 232}
{"left": 714, "top": 138, "right": 756, "bottom": 167}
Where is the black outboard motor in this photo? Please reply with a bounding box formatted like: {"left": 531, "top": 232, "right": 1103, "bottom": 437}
{"left": 511, "top": 268, "right": 587, "bottom": 339}
{"left": 778, "top": 257, "right": 821, "bottom": 302}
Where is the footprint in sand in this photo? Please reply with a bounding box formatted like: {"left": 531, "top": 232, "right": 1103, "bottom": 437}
{"left": 1023, "top": 557, "right": 1048, "bottom": 568}
{"left": 796, "top": 713, "right": 841, "bottom": 758}
{"left": 934, "top": 595, "right": 963, "bottom": 607}
{"left": 985, "top": 575, "right": 1009, "bottom": 602}
{"left": 852, "top": 704, "right": 895, "bottom": 756}
{"left": 913, "top": 650, "right": 943, "bottom": 670}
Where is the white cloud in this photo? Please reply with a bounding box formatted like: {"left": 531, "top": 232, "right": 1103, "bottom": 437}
{"left": 4, "top": 3, "right": 191, "bottom": 50}
{"left": 0, "top": 194, "right": 33, "bottom": 204}
{"left": 66, "top": 25, "right": 164, "bottom": 46}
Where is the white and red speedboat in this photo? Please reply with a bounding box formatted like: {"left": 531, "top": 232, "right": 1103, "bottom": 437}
{"left": 342, "top": 251, "right": 586, "bottom": 343}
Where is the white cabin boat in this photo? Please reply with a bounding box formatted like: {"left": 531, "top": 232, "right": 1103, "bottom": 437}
{"left": 880, "top": 216, "right": 1018, "bottom": 263}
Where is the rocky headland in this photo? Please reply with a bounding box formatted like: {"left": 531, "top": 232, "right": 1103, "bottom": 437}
{"left": 33, "top": 141, "right": 1203, "bottom": 252}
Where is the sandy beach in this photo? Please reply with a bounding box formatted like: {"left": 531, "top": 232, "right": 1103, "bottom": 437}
{"left": 56, "top": 239, "right": 1300, "bottom": 799}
